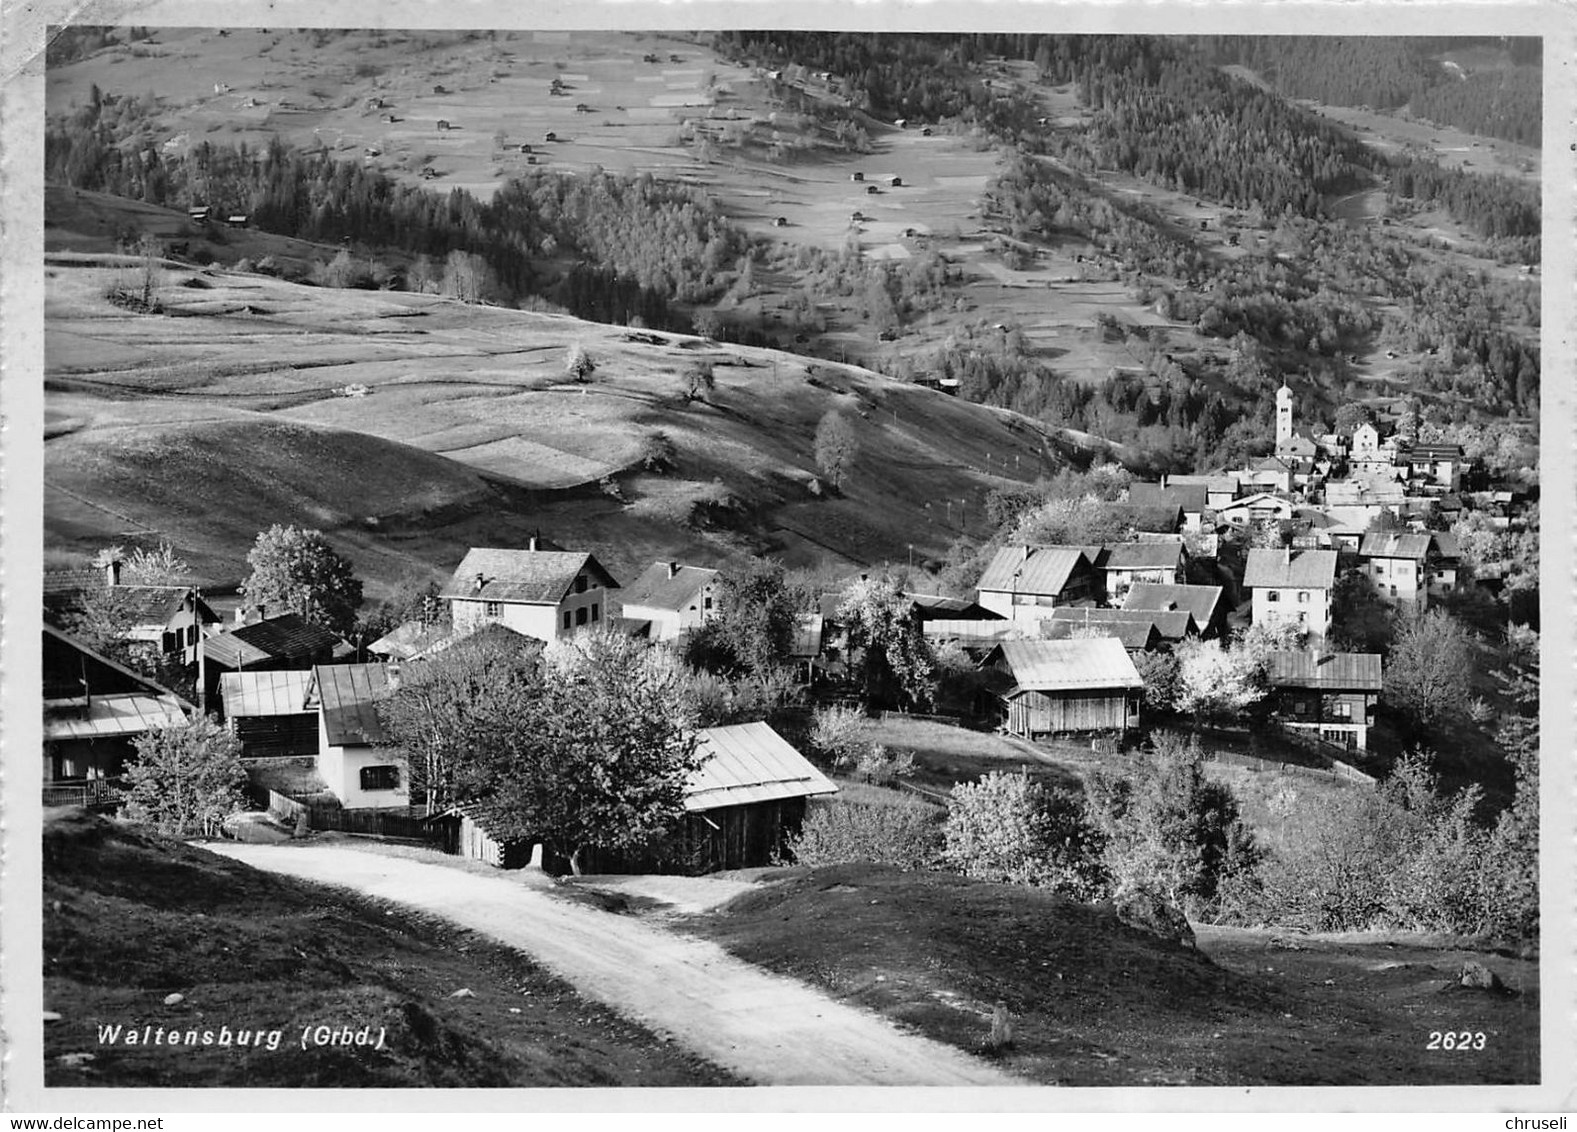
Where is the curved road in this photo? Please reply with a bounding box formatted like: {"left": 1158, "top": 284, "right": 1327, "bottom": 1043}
{"left": 208, "top": 842, "right": 1022, "bottom": 1088}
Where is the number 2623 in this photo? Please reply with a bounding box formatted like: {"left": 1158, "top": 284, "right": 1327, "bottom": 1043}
{"left": 1427, "top": 1031, "right": 1487, "bottom": 1050}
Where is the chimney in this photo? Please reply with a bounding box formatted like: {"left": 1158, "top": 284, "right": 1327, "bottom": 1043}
{"left": 666, "top": 562, "right": 680, "bottom": 579}
{"left": 528, "top": 531, "right": 540, "bottom": 552}
{"left": 104, "top": 557, "right": 122, "bottom": 588}
{"left": 474, "top": 573, "right": 486, "bottom": 594}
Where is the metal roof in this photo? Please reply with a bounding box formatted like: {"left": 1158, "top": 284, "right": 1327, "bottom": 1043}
{"left": 1242, "top": 549, "right": 1337, "bottom": 590}
{"left": 221, "top": 669, "right": 316, "bottom": 718}
{"left": 985, "top": 638, "right": 1144, "bottom": 692}
{"left": 976, "top": 545, "right": 1094, "bottom": 596}
{"left": 440, "top": 547, "right": 619, "bottom": 605}
{"left": 1122, "top": 583, "right": 1223, "bottom": 628}
{"left": 311, "top": 664, "right": 391, "bottom": 746}
{"left": 1045, "top": 605, "right": 1194, "bottom": 642}
{"left": 44, "top": 692, "right": 189, "bottom": 740}
{"left": 922, "top": 619, "right": 1022, "bottom": 645}
{"left": 1040, "top": 616, "right": 1161, "bottom": 651}
{"left": 685, "top": 722, "right": 838, "bottom": 812}
{"left": 619, "top": 562, "right": 719, "bottom": 614}
{"left": 1108, "top": 502, "right": 1183, "bottom": 533}
{"left": 790, "top": 613, "right": 825, "bottom": 659}
{"left": 1266, "top": 651, "right": 1383, "bottom": 692}
{"left": 205, "top": 614, "right": 345, "bottom": 669}
{"left": 1100, "top": 541, "right": 1184, "bottom": 571}
{"left": 1359, "top": 533, "right": 1433, "bottom": 560}
{"left": 368, "top": 619, "right": 455, "bottom": 660}
{"left": 1128, "top": 481, "right": 1208, "bottom": 514}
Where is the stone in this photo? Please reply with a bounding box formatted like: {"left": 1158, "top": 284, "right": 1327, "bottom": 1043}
{"left": 163, "top": 993, "right": 184, "bottom": 1006}
{"left": 1459, "top": 961, "right": 1507, "bottom": 994}
{"left": 1114, "top": 885, "right": 1196, "bottom": 949}
{"left": 448, "top": 987, "right": 476, "bottom": 999}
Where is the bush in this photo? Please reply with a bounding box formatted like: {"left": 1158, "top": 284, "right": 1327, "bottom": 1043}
{"left": 943, "top": 771, "right": 1110, "bottom": 900}
{"left": 787, "top": 795, "right": 943, "bottom": 870}
{"left": 851, "top": 744, "right": 915, "bottom": 787}
{"left": 807, "top": 703, "right": 870, "bottom": 768}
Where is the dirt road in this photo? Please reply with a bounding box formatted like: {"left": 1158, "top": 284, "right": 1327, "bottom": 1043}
{"left": 208, "top": 842, "right": 1022, "bottom": 1087}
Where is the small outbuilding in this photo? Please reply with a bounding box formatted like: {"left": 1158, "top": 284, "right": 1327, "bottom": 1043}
{"left": 773, "top": 216, "right": 788, "bottom": 227}
{"left": 980, "top": 637, "right": 1143, "bottom": 738}
{"left": 866, "top": 184, "right": 879, "bottom": 195}
{"left": 544, "top": 130, "right": 558, "bottom": 142}
{"left": 436, "top": 119, "right": 450, "bottom": 131}
{"left": 850, "top": 171, "right": 864, "bottom": 182}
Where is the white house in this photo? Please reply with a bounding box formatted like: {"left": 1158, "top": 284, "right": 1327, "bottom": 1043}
{"left": 306, "top": 663, "right": 407, "bottom": 810}
{"left": 975, "top": 545, "right": 1101, "bottom": 625}
{"left": 1243, "top": 548, "right": 1337, "bottom": 642}
{"left": 441, "top": 539, "right": 620, "bottom": 642}
{"left": 618, "top": 562, "right": 721, "bottom": 641}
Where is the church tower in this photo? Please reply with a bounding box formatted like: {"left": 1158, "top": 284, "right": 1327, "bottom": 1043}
{"left": 1275, "top": 382, "right": 1294, "bottom": 447}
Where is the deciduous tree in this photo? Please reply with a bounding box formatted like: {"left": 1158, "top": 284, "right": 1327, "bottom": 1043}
{"left": 814, "top": 410, "right": 859, "bottom": 491}
{"left": 1384, "top": 608, "right": 1475, "bottom": 729}
{"left": 837, "top": 574, "right": 934, "bottom": 710}
{"left": 120, "top": 717, "right": 247, "bottom": 837}
{"left": 240, "top": 525, "right": 364, "bottom": 637}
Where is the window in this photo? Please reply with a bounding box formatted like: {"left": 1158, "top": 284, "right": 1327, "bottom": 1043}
{"left": 187, "top": 624, "right": 198, "bottom": 645}
{"left": 574, "top": 575, "right": 589, "bottom": 594}
{"left": 162, "top": 630, "right": 179, "bottom": 654}
{"left": 1330, "top": 701, "right": 1351, "bottom": 719}
{"left": 1297, "top": 591, "right": 1309, "bottom": 603}
{"left": 562, "top": 610, "right": 573, "bottom": 631}
{"left": 590, "top": 603, "right": 600, "bottom": 623}
{"left": 576, "top": 607, "right": 588, "bottom": 626}
{"left": 359, "top": 765, "right": 399, "bottom": 791}
{"left": 484, "top": 600, "right": 502, "bottom": 618}
{"left": 703, "top": 596, "right": 713, "bottom": 611}
{"left": 1267, "top": 591, "right": 1280, "bottom": 603}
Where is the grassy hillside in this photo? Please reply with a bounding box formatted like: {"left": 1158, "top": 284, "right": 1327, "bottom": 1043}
{"left": 686, "top": 862, "right": 1539, "bottom": 1086}
{"left": 44, "top": 253, "right": 1064, "bottom": 594}
{"left": 42, "top": 810, "right": 739, "bottom": 1087}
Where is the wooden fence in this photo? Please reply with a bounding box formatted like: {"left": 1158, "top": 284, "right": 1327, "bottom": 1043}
{"left": 266, "top": 789, "right": 437, "bottom": 840}
{"left": 43, "top": 778, "right": 122, "bottom": 810}
{"left": 878, "top": 709, "right": 967, "bottom": 728}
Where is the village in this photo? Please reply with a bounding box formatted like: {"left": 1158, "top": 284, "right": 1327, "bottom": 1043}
{"left": 39, "top": 374, "right": 1534, "bottom": 874}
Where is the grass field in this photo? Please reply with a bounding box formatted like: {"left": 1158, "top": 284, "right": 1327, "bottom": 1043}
{"left": 686, "top": 861, "right": 1538, "bottom": 1086}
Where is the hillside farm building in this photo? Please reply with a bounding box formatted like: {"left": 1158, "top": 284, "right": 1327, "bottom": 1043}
{"left": 220, "top": 668, "right": 317, "bottom": 759}
{"left": 441, "top": 540, "right": 620, "bottom": 642}
{"left": 981, "top": 638, "right": 1143, "bottom": 738}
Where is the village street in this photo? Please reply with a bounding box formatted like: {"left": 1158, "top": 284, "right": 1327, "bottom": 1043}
{"left": 207, "top": 842, "right": 1025, "bottom": 1088}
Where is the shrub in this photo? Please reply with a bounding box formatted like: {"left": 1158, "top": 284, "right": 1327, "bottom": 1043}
{"left": 787, "top": 795, "right": 943, "bottom": 870}
{"left": 807, "top": 703, "right": 869, "bottom": 768}
{"left": 851, "top": 744, "right": 915, "bottom": 787}
{"left": 943, "top": 771, "right": 1110, "bottom": 900}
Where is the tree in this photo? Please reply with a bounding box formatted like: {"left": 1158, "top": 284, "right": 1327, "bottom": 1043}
{"left": 1484, "top": 626, "right": 1538, "bottom": 941}
{"left": 1084, "top": 732, "right": 1260, "bottom": 914}
{"left": 240, "top": 524, "right": 364, "bottom": 637}
{"left": 943, "top": 771, "right": 1110, "bottom": 899}
{"left": 135, "top": 231, "right": 162, "bottom": 309}
{"left": 690, "top": 558, "right": 803, "bottom": 679}
{"left": 496, "top": 632, "right": 702, "bottom": 874}
{"left": 1009, "top": 494, "right": 1134, "bottom": 546}
{"left": 377, "top": 631, "right": 541, "bottom": 814}
{"left": 685, "top": 360, "right": 716, "bottom": 402}
{"left": 1384, "top": 608, "right": 1475, "bottom": 729}
{"left": 121, "top": 541, "right": 191, "bottom": 585}
{"left": 119, "top": 717, "right": 247, "bottom": 837}
{"left": 441, "top": 250, "right": 495, "bottom": 304}
{"left": 814, "top": 410, "right": 859, "bottom": 491}
{"left": 1329, "top": 568, "right": 1394, "bottom": 654}
{"left": 1172, "top": 638, "right": 1267, "bottom": 724}
{"left": 564, "top": 340, "right": 597, "bottom": 382}
{"left": 837, "top": 574, "right": 935, "bottom": 709}
{"left": 1333, "top": 401, "right": 1376, "bottom": 435}
{"left": 407, "top": 253, "right": 437, "bottom": 294}
{"left": 1132, "top": 648, "right": 1180, "bottom": 715}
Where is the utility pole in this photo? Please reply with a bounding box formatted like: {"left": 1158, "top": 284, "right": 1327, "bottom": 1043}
{"left": 193, "top": 586, "right": 206, "bottom": 717}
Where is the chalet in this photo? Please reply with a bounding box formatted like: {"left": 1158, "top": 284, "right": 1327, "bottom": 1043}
{"left": 1214, "top": 491, "right": 1294, "bottom": 529}
{"left": 436, "top": 119, "right": 451, "bottom": 131}
{"left": 43, "top": 626, "right": 193, "bottom": 804}
{"left": 1162, "top": 473, "right": 1239, "bottom": 511}
{"left": 1264, "top": 649, "right": 1382, "bottom": 751}
{"left": 975, "top": 545, "right": 1100, "bottom": 625}
{"left": 1108, "top": 501, "right": 1184, "bottom": 536}
{"left": 921, "top": 126, "right": 933, "bottom": 136}
{"left": 1428, "top": 531, "right": 1462, "bottom": 601}
{"left": 1092, "top": 541, "right": 1185, "bottom": 603}
{"left": 43, "top": 562, "right": 220, "bottom": 665}
{"left": 889, "top": 175, "right": 903, "bottom": 187}
{"left": 1127, "top": 481, "right": 1208, "bottom": 531}
{"left": 618, "top": 562, "right": 721, "bottom": 642}
{"left": 441, "top": 540, "right": 620, "bottom": 642}
{"left": 437, "top": 722, "right": 836, "bottom": 874}
{"left": 202, "top": 612, "right": 350, "bottom": 710}
{"left": 866, "top": 184, "right": 880, "bottom": 195}
{"left": 520, "top": 143, "right": 533, "bottom": 153}
{"left": 906, "top": 593, "right": 1000, "bottom": 623}
{"left": 543, "top": 130, "right": 558, "bottom": 142}
{"left": 1358, "top": 531, "right": 1457, "bottom": 608}
{"left": 187, "top": 205, "right": 211, "bottom": 224}
{"left": 1243, "top": 548, "right": 1338, "bottom": 641}
{"left": 773, "top": 216, "right": 789, "bottom": 227}
{"left": 1395, "top": 441, "right": 1468, "bottom": 493}
{"left": 1243, "top": 455, "right": 1296, "bottom": 495}
{"left": 1324, "top": 478, "right": 1406, "bottom": 511}
{"left": 1122, "top": 582, "right": 1226, "bottom": 639}
{"left": 220, "top": 669, "right": 317, "bottom": 759}
{"left": 306, "top": 663, "right": 405, "bottom": 810}
{"left": 851, "top": 171, "right": 864, "bottom": 182}
{"left": 980, "top": 638, "right": 1143, "bottom": 738}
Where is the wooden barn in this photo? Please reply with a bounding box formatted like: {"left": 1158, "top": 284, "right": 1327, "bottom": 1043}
{"left": 437, "top": 722, "right": 836, "bottom": 875}
{"left": 220, "top": 669, "right": 317, "bottom": 758}
{"left": 981, "top": 638, "right": 1143, "bottom": 738}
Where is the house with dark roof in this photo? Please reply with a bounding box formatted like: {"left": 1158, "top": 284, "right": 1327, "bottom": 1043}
{"left": 306, "top": 663, "right": 405, "bottom": 810}
{"left": 1122, "top": 582, "right": 1226, "bottom": 639}
{"left": 1107, "top": 501, "right": 1184, "bottom": 536}
{"left": 44, "top": 561, "right": 220, "bottom": 665}
{"left": 1243, "top": 548, "right": 1338, "bottom": 641}
{"left": 1264, "top": 649, "right": 1383, "bottom": 751}
{"left": 1395, "top": 441, "right": 1469, "bottom": 493}
{"left": 618, "top": 562, "right": 721, "bottom": 641}
{"left": 442, "top": 539, "right": 620, "bottom": 642}
{"left": 979, "top": 638, "right": 1143, "bottom": 738}
{"left": 1162, "top": 473, "right": 1240, "bottom": 511}
{"left": 905, "top": 593, "right": 1000, "bottom": 622}
{"left": 1358, "top": 532, "right": 1432, "bottom": 608}
{"left": 1091, "top": 541, "right": 1186, "bottom": 604}
{"left": 975, "top": 545, "right": 1100, "bottom": 624}
{"left": 1127, "top": 482, "right": 1208, "bottom": 531}
{"left": 1214, "top": 491, "right": 1294, "bottom": 530}
{"left": 202, "top": 613, "right": 350, "bottom": 711}
{"left": 43, "top": 626, "right": 194, "bottom": 802}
